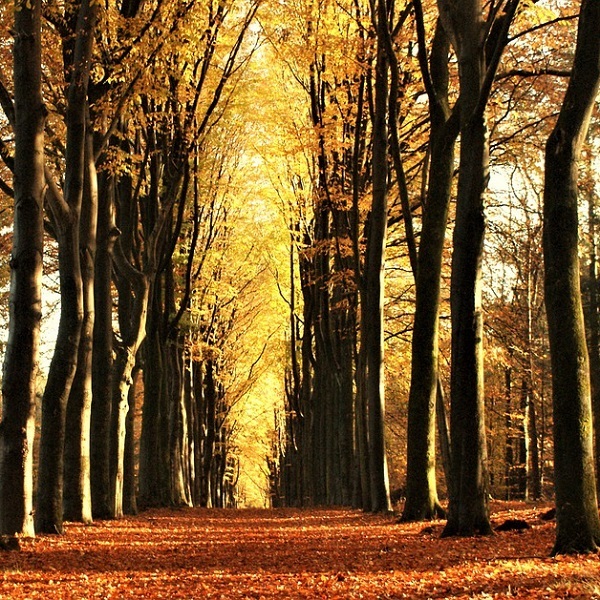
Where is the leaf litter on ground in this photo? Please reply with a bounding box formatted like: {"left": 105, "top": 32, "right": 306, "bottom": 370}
{"left": 0, "top": 501, "right": 599, "bottom": 599}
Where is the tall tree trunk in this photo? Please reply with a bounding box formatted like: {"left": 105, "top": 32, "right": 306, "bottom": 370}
{"left": 202, "top": 359, "right": 218, "bottom": 507}
{"left": 543, "top": 0, "right": 600, "bottom": 555}
{"left": 361, "top": 0, "right": 391, "bottom": 513}
{"left": 138, "top": 316, "right": 165, "bottom": 508}
{"left": 518, "top": 378, "right": 528, "bottom": 499}
{"left": 439, "top": 0, "right": 519, "bottom": 537}
{"left": 526, "top": 384, "right": 542, "bottom": 500}
{"left": 167, "top": 333, "right": 193, "bottom": 507}
{"left": 354, "top": 353, "right": 371, "bottom": 510}
{"left": 435, "top": 381, "right": 452, "bottom": 497}
{"left": 89, "top": 0, "right": 145, "bottom": 522}
{"left": 402, "top": 17, "right": 455, "bottom": 522}
{"left": 441, "top": 0, "right": 492, "bottom": 537}
{"left": 91, "top": 173, "right": 117, "bottom": 519}
{"left": 525, "top": 254, "right": 542, "bottom": 501}
{"left": 63, "top": 121, "right": 97, "bottom": 524}
{"left": 300, "top": 256, "right": 315, "bottom": 506}
{"left": 0, "top": 0, "right": 44, "bottom": 541}
{"left": 36, "top": 0, "right": 96, "bottom": 533}
{"left": 504, "top": 366, "right": 514, "bottom": 499}
{"left": 350, "top": 72, "right": 369, "bottom": 511}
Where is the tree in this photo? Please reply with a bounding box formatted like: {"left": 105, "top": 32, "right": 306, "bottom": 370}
{"left": 88, "top": 0, "right": 161, "bottom": 519}
{"left": 90, "top": 168, "right": 118, "bottom": 519}
{"left": 585, "top": 175, "right": 600, "bottom": 499}
{"left": 543, "top": 0, "right": 600, "bottom": 555}
{"left": 359, "top": 0, "right": 392, "bottom": 513}
{"left": 0, "top": 0, "right": 44, "bottom": 542}
{"left": 401, "top": 10, "right": 457, "bottom": 522}
{"left": 439, "top": 0, "right": 520, "bottom": 537}
{"left": 63, "top": 111, "right": 97, "bottom": 524}
{"left": 36, "top": 0, "right": 97, "bottom": 534}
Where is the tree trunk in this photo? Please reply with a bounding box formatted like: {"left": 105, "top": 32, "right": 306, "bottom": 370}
{"left": 89, "top": 0, "right": 145, "bottom": 522}
{"left": 443, "top": 115, "right": 492, "bottom": 536}
{"left": 504, "top": 366, "right": 514, "bottom": 499}
{"left": 524, "top": 253, "right": 542, "bottom": 501}
{"left": 543, "top": 0, "right": 600, "bottom": 555}
{"left": 441, "top": 0, "right": 492, "bottom": 537}
{"left": 202, "top": 359, "right": 218, "bottom": 507}
{"left": 361, "top": 0, "right": 391, "bottom": 513}
{"left": 110, "top": 120, "right": 153, "bottom": 514}
{"left": 435, "top": 381, "right": 452, "bottom": 497}
{"left": 402, "top": 18, "right": 455, "bottom": 522}
{"left": 167, "top": 334, "right": 193, "bottom": 507}
{"left": 91, "top": 173, "right": 117, "bottom": 519}
{"left": 123, "top": 366, "right": 139, "bottom": 515}
{"left": 586, "top": 190, "right": 600, "bottom": 497}
{"left": 36, "top": 216, "right": 83, "bottom": 534}
{"left": 63, "top": 121, "right": 97, "bottom": 524}
{"left": 301, "top": 278, "right": 315, "bottom": 507}
{"left": 110, "top": 240, "right": 148, "bottom": 517}
{"left": 36, "top": 0, "right": 96, "bottom": 534}
{"left": 518, "top": 378, "right": 528, "bottom": 499}
{"left": 0, "top": 0, "right": 44, "bottom": 541}
{"left": 526, "top": 386, "right": 542, "bottom": 500}
{"left": 139, "top": 325, "right": 166, "bottom": 508}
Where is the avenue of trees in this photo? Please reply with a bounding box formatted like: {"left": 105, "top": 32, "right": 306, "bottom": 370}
{"left": 0, "top": 0, "right": 599, "bottom": 557}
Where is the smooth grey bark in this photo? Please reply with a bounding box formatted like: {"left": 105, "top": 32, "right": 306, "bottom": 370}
{"left": 0, "top": 0, "right": 44, "bottom": 541}
{"left": 543, "top": 0, "right": 600, "bottom": 555}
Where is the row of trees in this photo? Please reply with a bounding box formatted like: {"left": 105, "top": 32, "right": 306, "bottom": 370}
{"left": 0, "top": 0, "right": 274, "bottom": 540}
{"left": 269, "top": 0, "right": 600, "bottom": 554}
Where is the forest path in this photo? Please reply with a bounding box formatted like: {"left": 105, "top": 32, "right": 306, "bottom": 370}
{"left": 0, "top": 502, "right": 596, "bottom": 598}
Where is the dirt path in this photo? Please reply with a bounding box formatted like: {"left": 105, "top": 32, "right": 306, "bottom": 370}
{"left": 0, "top": 503, "right": 597, "bottom": 598}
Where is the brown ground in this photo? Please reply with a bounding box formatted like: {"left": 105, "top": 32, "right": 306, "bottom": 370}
{"left": 0, "top": 501, "right": 599, "bottom": 599}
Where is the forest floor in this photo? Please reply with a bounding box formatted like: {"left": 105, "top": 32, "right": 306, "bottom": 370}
{"left": 0, "top": 501, "right": 599, "bottom": 599}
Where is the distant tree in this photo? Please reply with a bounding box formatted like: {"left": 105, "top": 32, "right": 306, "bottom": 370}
{"left": 0, "top": 0, "right": 44, "bottom": 542}
{"left": 543, "top": 0, "right": 600, "bottom": 555}
{"left": 360, "top": 0, "right": 392, "bottom": 513}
